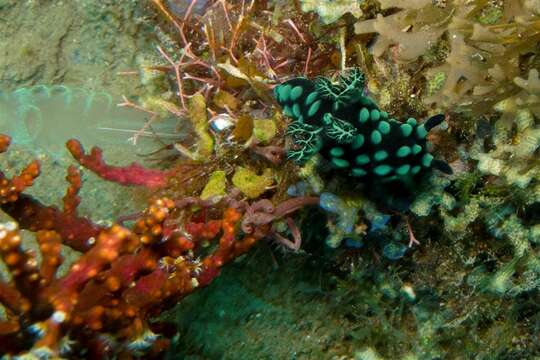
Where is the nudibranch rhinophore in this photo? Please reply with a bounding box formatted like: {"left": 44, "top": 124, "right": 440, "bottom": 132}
{"left": 274, "top": 68, "right": 452, "bottom": 211}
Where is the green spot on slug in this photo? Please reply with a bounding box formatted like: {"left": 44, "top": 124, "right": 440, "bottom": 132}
{"left": 396, "top": 164, "right": 411, "bottom": 175}
{"left": 332, "top": 158, "right": 350, "bottom": 168}
{"left": 411, "top": 165, "right": 421, "bottom": 174}
{"left": 407, "top": 118, "right": 417, "bottom": 126}
{"left": 290, "top": 86, "right": 303, "bottom": 101}
{"left": 412, "top": 144, "right": 422, "bottom": 154}
{"left": 292, "top": 103, "right": 301, "bottom": 118}
{"left": 378, "top": 121, "right": 390, "bottom": 134}
{"left": 278, "top": 84, "right": 292, "bottom": 101}
{"left": 371, "top": 130, "right": 382, "bottom": 144}
{"left": 330, "top": 147, "right": 345, "bottom": 157}
{"left": 400, "top": 123, "right": 413, "bottom": 137}
{"left": 359, "top": 108, "right": 369, "bottom": 123}
{"left": 305, "top": 91, "right": 318, "bottom": 106}
{"left": 355, "top": 154, "right": 370, "bottom": 165}
{"left": 370, "top": 109, "right": 380, "bottom": 121}
{"left": 308, "top": 100, "right": 322, "bottom": 117}
{"left": 351, "top": 168, "right": 367, "bottom": 177}
{"left": 322, "top": 113, "right": 332, "bottom": 125}
{"left": 374, "top": 165, "right": 392, "bottom": 176}
{"left": 374, "top": 150, "right": 388, "bottom": 161}
{"left": 416, "top": 124, "right": 428, "bottom": 138}
{"left": 380, "top": 111, "right": 388, "bottom": 120}
{"left": 273, "top": 86, "right": 280, "bottom": 99}
{"left": 422, "top": 153, "right": 433, "bottom": 167}
{"left": 396, "top": 146, "right": 411, "bottom": 157}
{"left": 283, "top": 105, "right": 293, "bottom": 117}
{"left": 351, "top": 134, "right": 365, "bottom": 149}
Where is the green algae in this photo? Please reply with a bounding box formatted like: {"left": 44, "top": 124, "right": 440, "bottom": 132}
{"left": 200, "top": 171, "right": 227, "bottom": 200}
{"left": 232, "top": 167, "right": 275, "bottom": 199}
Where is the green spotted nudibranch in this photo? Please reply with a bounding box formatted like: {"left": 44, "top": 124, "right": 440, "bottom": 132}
{"left": 274, "top": 68, "right": 452, "bottom": 210}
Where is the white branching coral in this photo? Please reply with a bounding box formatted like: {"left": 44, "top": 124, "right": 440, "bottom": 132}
{"left": 472, "top": 109, "right": 540, "bottom": 188}
{"left": 354, "top": 8, "right": 447, "bottom": 62}
{"left": 513, "top": 69, "right": 540, "bottom": 118}
{"left": 355, "top": 0, "right": 539, "bottom": 111}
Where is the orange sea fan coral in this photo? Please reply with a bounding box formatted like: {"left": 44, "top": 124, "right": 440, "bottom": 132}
{"left": 0, "top": 132, "right": 317, "bottom": 358}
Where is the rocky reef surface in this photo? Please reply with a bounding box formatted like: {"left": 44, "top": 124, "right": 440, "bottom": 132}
{"left": 0, "top": 0, "right": 539, "bottom": 359}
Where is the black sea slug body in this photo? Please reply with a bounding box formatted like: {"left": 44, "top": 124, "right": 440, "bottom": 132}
{"left": 274, "top": 69, "right": 452, "bottom": 211}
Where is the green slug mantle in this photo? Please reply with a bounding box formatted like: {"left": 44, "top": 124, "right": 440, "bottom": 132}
{"left": 274, "top": 69, "right": 452, "bottom": 211}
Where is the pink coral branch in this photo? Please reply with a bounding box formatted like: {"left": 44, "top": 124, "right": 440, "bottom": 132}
{"left": 66, "top": 139, "right": 172, "bottom": 188}
{"left": 241, "top": 197, "right": 319, "bottom": 235}
{"left": 272, "top": 217, "right": 302, "bottom": 252}
{"left": 406, "top": 218, "right": 420, "bottom": 248}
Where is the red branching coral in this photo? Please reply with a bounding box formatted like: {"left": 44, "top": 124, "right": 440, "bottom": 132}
{"left": 67, "top": 139, "right": 173, "bottom": 188}
{"left": 0, "top": 134, "right": 40, "bottom": 205}
{"left": 0, "top": 134, "right": 317, "bottom": 358}
{"left": 1, "top": 164, "right": 102, "bottom": 253}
